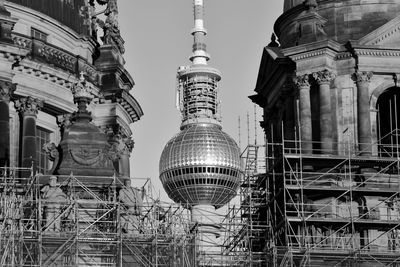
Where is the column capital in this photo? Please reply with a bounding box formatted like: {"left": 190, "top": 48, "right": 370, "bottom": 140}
{"left": 123, "top": 137, "right": 135, "bottom": 153}
{"left": 14, "top": 96, "right": 43, "bottom": 116}
{"left": 352, "top": 71, "right": 373, "bottom": 84}
{"left": 312, "top": 69, "right": 336, "bottom": 85}
{"left": 294, "top": 74, "right": 311, "bottom": 88}
{"left": 0, "top": 81, "right": 15, "bottom": 101}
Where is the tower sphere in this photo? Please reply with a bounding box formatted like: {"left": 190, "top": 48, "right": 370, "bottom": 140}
{"left": 159, "top": 123, "right": 241, "bottom": 208}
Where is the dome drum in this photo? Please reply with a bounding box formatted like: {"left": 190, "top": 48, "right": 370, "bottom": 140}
{"left": 8, "top": 0, "right": 88, "bottom": 35}
{"left": 276, "top": 0, "right": 400, "bottom": 47}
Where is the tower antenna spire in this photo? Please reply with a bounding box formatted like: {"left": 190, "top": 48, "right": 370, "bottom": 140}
{"left": 190, "top": 0, "right": 209, "bottom": 65}
{"left": 175, "top": 0, "right": 222, "bottom": 129}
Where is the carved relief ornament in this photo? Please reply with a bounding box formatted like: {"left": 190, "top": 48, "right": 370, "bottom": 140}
{"left": 294, "top": 74, "right": 311, "bottom": 88}
{"left": 0, "top": 81, "right": 16, "bottom": 101}
{"left": 14, "top": 96, "right": 43, "bottom": 116}
{"left": 352, "top": 71, "right": 373, "bottom": 84}
{"left": 312, "top": 69, "right": 336, "bottom": 85}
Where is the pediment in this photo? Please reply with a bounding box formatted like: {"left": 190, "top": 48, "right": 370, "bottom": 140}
{"left": 358, "top": 14, "right": 400, "bottom": 47}
{"left": 255, "top": 46, "right": 293, "bottom": 93}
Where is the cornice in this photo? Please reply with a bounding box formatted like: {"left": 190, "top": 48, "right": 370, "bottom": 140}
{"left": 353, "top": 48, "right": 400, "bottom": 58}
{"left": 282, "top": 39, "right": 341, "bottom": 61}
{"left": 116, "top": 91, "right": 143, "bottom": 123}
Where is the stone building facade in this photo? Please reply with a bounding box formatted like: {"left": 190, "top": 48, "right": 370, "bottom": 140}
{"left": 251, "top": 0, "right": 400, "bottom": 265}
{"left": 0, "top": 0, "right": 142, "bottom": 175}
{"left": 0, "top": 1, "right": 145, "bottom": 266}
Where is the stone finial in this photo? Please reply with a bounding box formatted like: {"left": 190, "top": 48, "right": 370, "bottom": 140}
{"left": 14, "top": 96, "right": 43, "bottom": 116}
{"left": 352, "top": 71, "right": 373, "bottom": 84}
{"left": 0, "top": 81, "right": 16, "bottom": 101}
{"left": 294, "top": 74, "right": 311, "bottom": 88}
{"left": 312, "top": 69, "right": 336, "bottom": 85}
{"left": 71, "top": 72, "right": 93, "bottom": 100}
{"left": 268, "top": 33, "right": 279, "bottom": 47}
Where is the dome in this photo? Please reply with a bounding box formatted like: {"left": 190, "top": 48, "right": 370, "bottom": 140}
{"left": 277, "top": 0, "right": 400, "bottom": 48}
{"left": 8, "top": 0, "right": 88, "bottom": 34}
{"left": 159, "top": 123, "right": 242, "bottom": 208}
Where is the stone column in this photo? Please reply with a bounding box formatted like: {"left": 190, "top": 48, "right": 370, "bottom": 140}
{"left": 295, "top": 74, "right": 312, "bottom": 154}
{"left": 0, "top": 81, "right": 15, "bottom": 167}
{"left": 313, "top": 70, "right": 335, "bottom": 154}
{"left": 120, "top": 137, "right": 134, "bottom": 178}
{"left": 353, "top": 72, "right": 373, "bottom": 156}
{"left": 15, "top": 97, "right": 43, "bottom": 173}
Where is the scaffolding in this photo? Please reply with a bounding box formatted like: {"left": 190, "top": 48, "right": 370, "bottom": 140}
{"left": 0, "top": 168, "right": 195, "bottom": 267}
{"left": 259, "top": 126, "right": 400, "bottom": 266}
{"left": 221, "top": 143, "right": 271, "bottom": 267}
{"left": 221, "top": 120, "right": 400, "bottom": 266}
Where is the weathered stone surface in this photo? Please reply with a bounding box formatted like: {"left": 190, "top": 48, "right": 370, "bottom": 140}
{"left": 278, "top": 0, "right": 400, "bottom": 48}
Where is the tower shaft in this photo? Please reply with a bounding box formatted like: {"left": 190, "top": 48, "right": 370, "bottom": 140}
{"left": 191, "top": 0, "right": 208, "bottom": 65}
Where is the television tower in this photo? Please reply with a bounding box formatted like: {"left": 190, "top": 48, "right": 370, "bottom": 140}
{"left": 159, "top": 0, "right": 242, "bottom": 258}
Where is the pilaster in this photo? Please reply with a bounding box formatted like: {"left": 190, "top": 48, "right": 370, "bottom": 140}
{"left": 0, "top": 81, "right": 15, "bottom": 167}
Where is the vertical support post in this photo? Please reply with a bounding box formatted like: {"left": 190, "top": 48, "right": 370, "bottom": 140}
{"left": 294, "top": 74, "right": 313, "bottom": 155}
{"left": 352, "top": 71, "right": 373, "bottom": 156}
{"left": 313, "top": 70, "right": 335, "bottom": 154}
{"left": 0, "top": 81, "right": 15, "bottom": 167}
{"left": 120, "top": 137, "right": 134, "bottom": 178}
{"left": 14, "top": 97, "right": 43, "bottom": 175}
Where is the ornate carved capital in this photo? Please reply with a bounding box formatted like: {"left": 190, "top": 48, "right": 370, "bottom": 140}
{"left": 312, "top": 69, "right": 335, "bottom": 85}
{"left": 105, "top": 124, "right": 123, "bottom": 141}
{"left": 352, "top": 71, "right": 373, "bottom": 84}
{"left": 14, "top": 96, "right": 43, "bottom": 116}
{"left": 0, "top": 81, "right": 15, "bottom": 101}
{"left": 123, "top": 137, "right": 135, "bottom": 153}
{"left": 294, "top": 74, "right": 311, "bottom": 88}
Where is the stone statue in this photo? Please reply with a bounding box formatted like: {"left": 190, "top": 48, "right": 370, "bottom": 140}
{"left": 98, "top": 0, "right": 125, "bottom": 54}
{"left": 41, "top": 176, "right": 67, "bottom": 232}
{"left": 119, "top": 179, "right": 142, "bottom": 234}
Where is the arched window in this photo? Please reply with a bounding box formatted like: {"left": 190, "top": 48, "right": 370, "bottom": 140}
{"left": 377, "top": 87, "right": 400, "bottom": 157}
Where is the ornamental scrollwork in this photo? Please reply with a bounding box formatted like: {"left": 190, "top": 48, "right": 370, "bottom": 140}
{"left": 312, "top": 69, "right": 336, "bottom": 85}
{"left": 14, "top": 96, "right": 43, "bottom": 116}
{"left": 294, "top": 74, "right": 311, "bottom": 88}
{"left": 352, "top": 71, "right": 373, "bottom": 84}
{"left": 0, "top": 81, "right": 16, "bottom": 101}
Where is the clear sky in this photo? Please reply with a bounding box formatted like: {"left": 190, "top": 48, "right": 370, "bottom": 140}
{"left": 118, "top": 0, "right": 283, "bottom": 201}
